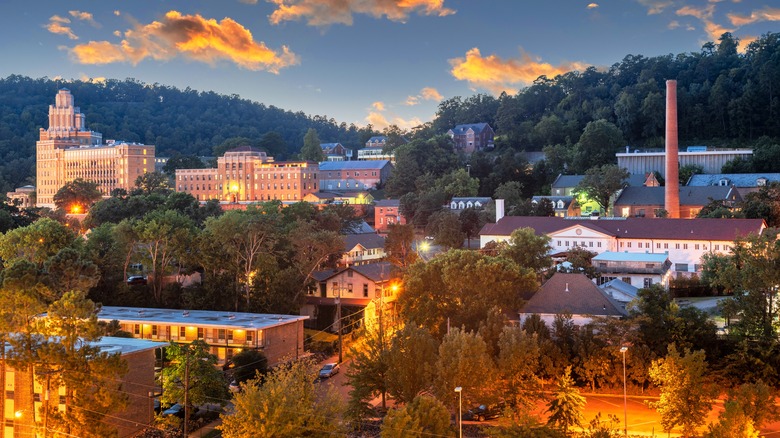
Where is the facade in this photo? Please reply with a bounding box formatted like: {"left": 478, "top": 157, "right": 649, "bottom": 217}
{"left": 319, "top": 160, "right": 393, "bottom": 191}
{"left": 614, "top": 186, "right": 741, "bottom": 218}
{"left": 97, "top": 306, "right": 308, "bottom": 366}
{"left": 592, "top": 251, "right": 672, "bottom": 289}
{"left": 1, "top": 337, "right": 161, "bottom": 438}
{"left": 550, "top": 173, "right": 657, "bottom": 216}
{"left": 175, "top": 146, "right": 319, "bottom": 203}
{"left": 616, "top": 147, "right": 753, "bottom": 179}
{"left": 374, "top": 199, "right": 405, "bottom": 233}
{"left": 480, "top": 215, "right": 766, "bottom": 278}
{"left": 305, "top": 262, "right": 397, "bottom": 332}
{"left": 5, "top": 185, "right": 35, "bottom": 208}
{"left": 447, "top": 123, "right": 495, "bottom": 153}
{"left": 320, "top": 142, "right": 348, "bottom": 157}
{"left": 341, "top": 233, "right": 386, "bottom": 267}
{"left": 357, "top": 136, "right": 398, "bottom": 162}
{"left": 532, "top": 196, "right": 579, "bottom": 217}
{"left": 519, "top": 273, "right": 627, "bottom": 326}
{"left": 36, "top": 89, "right": 154, "bottom": 208}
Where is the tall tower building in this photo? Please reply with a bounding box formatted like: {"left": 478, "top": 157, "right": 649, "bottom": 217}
{"left": 36, "top": 89, "right": 154, "bottom": 208}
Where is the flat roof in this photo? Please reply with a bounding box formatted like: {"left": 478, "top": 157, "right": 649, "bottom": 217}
{"left": 99, "top": 306, "right": 308, "bottom": 330}
{"left": 592, "top": 252, "right": 669, "bottom": 262}
{"left": 95, "top": 336, "right": 166, "bottom": 355}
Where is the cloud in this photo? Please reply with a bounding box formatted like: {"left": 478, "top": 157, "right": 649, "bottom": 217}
{"left": 668, "top": 20, "right": 680, "bottom": 29}
{"left": 449, "top": 47, "right": 588, "bottom": 95}
{"left": 405, "top": 87, "right": 443, "bottom": 106}
{"left": 738, "top": 35, "right": 758, "bottom": 51}
{"left": 46, "top": 15, "right": 78, "bottom": 40}
{"left": 405, "top": 96, "right": 419, "bottom": 106}
{"left": 113, "top": 10, "right": 121, "bottom": 16}
{"left": 69, "top": 10, "right": 100, "bottom": 27}
{"left": 727, "top": 7, "right": 780, "bottom": 26}
{"left": 365, "top": 111, "right": 422, "bottom": 130}
{"left": 636, "top": 0, "right": 673, "bottom": 15}
{"left": 69, "top": 10, "right": 299, "bottom": 73}
{"left": 676, "top": 4, "right": 733, "bottom": 41}
{"left": 587, "top": 3, "right": 599, "bottom": 9}
{"left": 372, "top": 101, "right": 385, "bottom": 111}
{"left": 80, "top": 74, "right": 106, "bottom": 83}
{"left": 266, "top": 0, "right": 455, "bottom": 26}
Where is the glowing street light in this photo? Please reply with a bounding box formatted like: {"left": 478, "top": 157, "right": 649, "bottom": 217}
{"left": 70, "top": 204, "right": 82, "bottom": 214}
{"left": 620, "top": 346, "right": 628, "bottom": 437}
{"left": 454, "top": 386, "right": 462, "bottom": 438}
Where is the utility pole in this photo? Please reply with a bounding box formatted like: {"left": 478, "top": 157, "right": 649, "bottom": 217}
{"left": 184, "top": 346, "right": 190, "bottom": 437}
{"left": 337, "top": 278, "right": 343, "bottom": 364}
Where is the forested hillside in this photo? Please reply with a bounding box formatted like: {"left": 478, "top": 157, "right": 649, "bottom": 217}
{"left": 1, "top": 32, "right": 779, "bottom": 195}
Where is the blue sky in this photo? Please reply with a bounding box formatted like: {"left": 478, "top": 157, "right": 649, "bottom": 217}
{"left": 1, "top": 1, "right": 778, "bottom": 130}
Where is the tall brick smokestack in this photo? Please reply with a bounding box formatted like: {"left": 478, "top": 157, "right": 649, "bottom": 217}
{"left": 665, "top": 80, "right": 680, "bottom": 218}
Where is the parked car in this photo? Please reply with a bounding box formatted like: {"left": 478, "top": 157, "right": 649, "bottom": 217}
{"left": 318, "top": 363, "right": 340, "bottom": 379}
{"left": 127, "top": 275, "right": 147, "bottom": 286}
{"left": 229, "top": 380, "right": 241, "bottom": 393}
{"left": 463, "top": 401, "right": 505, "bottom": 422}
{"left": 162, "top": 403, "right": 184, "bottom": 418}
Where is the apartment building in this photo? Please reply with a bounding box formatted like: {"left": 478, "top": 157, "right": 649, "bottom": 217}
{"left": 97, "top": 306, "right": 308, "bottom": 366}
{"left": 36, "top": 89, "right": 154, "bottom": 208}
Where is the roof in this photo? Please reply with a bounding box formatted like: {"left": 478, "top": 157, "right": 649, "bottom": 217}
{"left": 344, "top": 233, "right": 385, "bottom": 251}
{"left": 532, "top": 196, "right": 574, "bottom": 209}
{"left": 687, "top": 173, "right": 780, "bottom": 187}
{"left": 522, "top": 273, "right": 627, "bottom": 317}
{"left": 345, "top": 220, "right": 376, "bottom": 234}
{"left": 4, "top": 336, "right": 164, "bottom": 356}
{"left": 311, "top": 261, "right": 393, "bottom": 283}
{"left": 552, "top": 173, "right": 647, "bottom": 189}
{"left": 366, "top": 136, "right": 387, "bottom": 144}
{"left": 98, "top": 306, "right": 308, "bottom": 330}
{"left": 226, "top": 146, "right": 264, "bottom": 154}
{"left": 319, "top": 160, "right": 392, "bottom": 171}
{"left": 449, "top": 123, "right": 492, "bottom": 135}
{"left": 320, "top": 142, "right": 342, "bottom": 150}
{"left": 599, "top": 279, "right": 639, "bottom": 300}
{"left": 375, "top": 199, "right": 400, "bottom": 207}
{"left": 614, "top": 186, "right": 740, "bottom": 206}
{"left": 451, "top": 197, "right": 492, "bottom": 204}
{"left": 592, "top": 252, "right": 670, "bottom": 263}
{"left": 480, "top": 216, "right": 765, "bottom": 241}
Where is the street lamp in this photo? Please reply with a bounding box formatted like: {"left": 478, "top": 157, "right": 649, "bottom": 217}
{"left": 454, "top": 386, "right": 462, "bottom": 438}
{"left": 620, "top": 346, "right": 628, "bottom": 437}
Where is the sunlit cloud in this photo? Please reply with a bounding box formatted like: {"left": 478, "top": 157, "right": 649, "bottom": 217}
{"left": 449, "top": 47, "right": 588, "bottom": 95}
{"left": 405, "top": 96, "right": 419, "bottom": 106}
{"left": 587, "top": 3, "right": 599, "bottom": 9}
{"left": 738, "top": 35, "right": 758, "bottom": 52}
{"left": 365, "top": 111, "right": 422, "bottom": 130}
{"left": 372, "top": 101, "right": 385, "bottom": 111}
{"left": 267, "top": 0, "right": 455, "bottom": 26}
{"left": 69, "top": 10, "right": 299, "bottom": 74}
{"left": 405, "top": 87, "right": 443, "bottom": 106}
{"left": 46, "top": 15, "right": 78, "bottom": 40}
{"left": 80, "top": 75, "right": 106, "bottom": 83}
{"left": 676, "top": 4, "right": 733, "bottom": 41}
{"left": 636, "top": 0, "right": 673, "bottom": 15}
{"left": 113, "top": 30, "right": 121, "bottom": 37}
{"left": 69, "top": 10, "right": 100, "bottom": 27}
{"left": 113, "top": 10, "right": 121, "bottom": 16}
{"left": 727, "top": 7, "right": 780, "bottom": 26}
{"left": 668, "top": 20, "right": 680, "bottom": 29}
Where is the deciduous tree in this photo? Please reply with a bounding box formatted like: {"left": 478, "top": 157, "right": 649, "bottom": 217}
{"left": 575, "top": 164, "right": 629, "bottom": 216}
{"left": 380, "top": 395, "right": 451, "bottom": 438}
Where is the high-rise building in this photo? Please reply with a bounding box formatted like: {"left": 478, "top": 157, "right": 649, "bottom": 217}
{"left": 36, "top": 89, "right": 154, "bottom": 208}
{"left": 175, "top": 146, "right": 319, "bottom": 203}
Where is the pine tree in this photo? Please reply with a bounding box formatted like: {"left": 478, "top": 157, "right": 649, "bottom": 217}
{"left": 546, "top": 366, "right": 585, "bottom": 434}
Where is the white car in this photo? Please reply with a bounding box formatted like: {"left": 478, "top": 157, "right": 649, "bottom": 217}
{"left": 318, "top": 363, "right": 340, "bottom": 379}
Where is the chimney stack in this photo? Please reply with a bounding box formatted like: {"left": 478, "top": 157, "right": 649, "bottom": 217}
{"left": 495, "top": 199, "right": 505, "bottom": 222}
{"left": 665, "top": 80, "right": 680, "bottom": 218}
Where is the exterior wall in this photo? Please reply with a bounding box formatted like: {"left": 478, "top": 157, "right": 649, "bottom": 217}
{"left": 320, "top": 167, "right": 384, "bottom": 191}
{"left": 375, "top": 205, "right": 405, "bottom": 232}
{"left": 176, "top": 152, "right": 319, "bottom": 203}
{"left": 5, "top": 187, "right": 35, "bottom": 208}
{"left": 616, "top": 149, "right": 753, "bottom": 178}
{"left": 357, "top": 147, "right": 394, "bottom": 162}
{"left": 617, "top": 204, "right": 702, "bottom": 218}
{"left": 341, "top": 245, "right": 386, "bottom": 266}
{"left": 112, "top": 349, "right": 156, "bottom": 436}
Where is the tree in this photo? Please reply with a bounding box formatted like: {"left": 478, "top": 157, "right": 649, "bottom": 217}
{"left": 459, "top": 208, "right": 485, "bottom": 248}
{"left": 347, "top": 326, "right": 390, "bottom": 418}
{"left": 546, "top": 367, "right": 585, "bottom": 434}
{"left": 433, "top": 328, "right": 498, "bottom": 409}
{"left": 52, "top": 178, "right": 103, "bottom": 213}
{"left": 162, "top": 153, "right": 205, "bottom": 177}
{"left": 648, "top": 345, "right": 715, "bottom": 437}
{"left": 0, "top": 217, "right": 76, "bottom": 267}
{"left": 573, "top": 120, "right": 624, "bottom": 172}
{"left": 384, "top": 224, "right": 419, "bottom": 269}
{"left": 704, "top": 401, "right": 759, "bottom": 438}
{"left": 380, "top": 395, "right": 451, "bottom": 438}
{"left": 385, "top": 324, "right": 439, "bottom": 404}
{"left": 679, "top": 164, "right": 704, "bottom": 185}
{"left": 729, "top": 381, "right": 780, "bottom": 429}
{"left": 500, "top": 227, "right": 553, "bottom": 274}
{"left": 740, "top": 182, "right": 780, "bottom": 227}
{"left": 300, "top": 128, "right": 324, "bottom": 162}
{"left": 162, "top": 340, "right": 229, "bottom": 430}
{"left": 575, "top": 164, "right": 629, "bottom": 216}
{"left": 229, "top": 349, "right": 268, "bottom": 385}
{"left": 399, "top": 250, "right": 536, "bottom": 337}
{"left": 219, "top": 358, "right": 343, "bottom": 438}
{"left": 497, "top": 326, "right": 543, "bottom": 410}
{"left": 42, "top": 246, "right": 100, "bottom": 298}
{"left": 132, "top": 171, "right": 171, "bottom": 195}
{"left": 426, "top": 210, "right": 464, "bottom": 249}
{"left": 561, "top": 246, "right": 598, "bottom": 278}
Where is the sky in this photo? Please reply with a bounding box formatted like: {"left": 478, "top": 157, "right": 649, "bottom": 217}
{"left": 1, "top": 1, "right": 779, "bottom": 131}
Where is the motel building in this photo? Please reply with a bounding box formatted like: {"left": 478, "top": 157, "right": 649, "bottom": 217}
{"left": 97, "top": 307, "right": 308, "bottom": 367}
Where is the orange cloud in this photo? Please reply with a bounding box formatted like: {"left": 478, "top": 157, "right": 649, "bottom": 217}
{"left": 738, "top": 35, "right": 758, "bottom": 52}
{"left": 365, "top": 111, "right": 422, "bottom": 130}
{"left": 46, "top": 15, "right": 78, "bottom": 40}
{"left": 587, "top": 3, "right": 599, "bottom": 9}
{"left": 676, "top": 4, "right": 733, "bottom": 41}
{"left": 69, "top": 10, "right": 298, "bottom": 73}
{"left": 267, "top": 0, "right": 455, "bottom": 26}
{"left": 69, "top": 10, "right": 100, "bottom": 27}
{"left": 372, "top": 101, "right": 386, "bottom": 111}
{"left": 727, "top": 7, "right": 780, "bottom": 26}
{"left": 449, "top": 47, "right": 588, "bottom": 94}
{"left": 637, "top": 0, "right": 673, "bottom": 15}
{"left": 420, "top": 87, "right": 442, "bottom": 101}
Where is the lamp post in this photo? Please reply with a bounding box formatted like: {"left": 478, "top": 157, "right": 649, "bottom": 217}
{"left": 454, "top": 386, "right": 462, "bottom": 438}
{"left": 620, "top": 346, "right": 628, "bottom": 437}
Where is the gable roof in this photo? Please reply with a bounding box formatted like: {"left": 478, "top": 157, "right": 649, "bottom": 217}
{"left": 599, "top": 279, "right": 639, "bottom": 301}
{"left": 480, "top": 216, "right": 765, "bottom": 242}
{"left": 375, "top": 199, "right": 400, "bottom": 207}
{"left": 552, "top": 173, "right": 647, "bottom": 189}
{"left": 344, "top": 233, "right": 385, "bottom": 252}
{"left": 522, "top": 273, "right": 627, "bottom": 317}
{"left": 687, "top": 173, "right": 780, "bottom": 187}
{"left": 532, "top": 196, "right": 574, "bottom": 209}
{"left": 319, "top": 160, "right": 392, "bottom": 171}
{"left": 320, "top": 142, "right": 343, "bottom": 150}
{"left": 614, "top": 186, "right": 740, "bottom": 207}
{"left": 311, "top": 261, "right": 393, "bottom": 283}
{"left": 449, "top": 123, "right": 492, "bottom": 135}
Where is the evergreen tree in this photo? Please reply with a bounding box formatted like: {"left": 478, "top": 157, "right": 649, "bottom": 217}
{"left": 300, "top": 128, "right": 324, "bottom": 162}
{"left": 546, "top": 366, "right": 585, "bottom": 434}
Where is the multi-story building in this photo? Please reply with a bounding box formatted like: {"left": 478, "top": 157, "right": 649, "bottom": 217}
{"left": 5, "top": 185, "right": 36, "bottom": 208}
{"left": 447, "top": 123, "right": 495, "bottom": 153}
{"left": 36, "top": 89, "right": 154, "bottom": 208}
{"left": 616, "top": 147, "right": 753, "bottom": 179}
{"left": 592, "top": 251, "right": 673, "bottom": 289}
{"left": 175, "top": 146, "right": 319, "bottom": 203}
{"left": 614, "top": 185, "right": 741, "bottom": 218}
{"left": 374, "top": 199, "right": 405, "bottom": 233}
{"left": 358, "top": 136, "right": 396, "bottom": 162}
{"left": 319, "top": 160, "right": 393, "bottom": 192}
{"left": 1, "top": 337, "right": 161, "bottom": 438}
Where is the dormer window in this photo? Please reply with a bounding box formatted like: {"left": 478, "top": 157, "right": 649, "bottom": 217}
{"left": 718, "top": 178, "right": 730, "bottom": 186}
{"left": 757, "top": 178, "right": 767, "bottom": 187}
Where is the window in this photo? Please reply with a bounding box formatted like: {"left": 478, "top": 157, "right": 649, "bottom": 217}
{"left": 657, "top": 243, "right": 661, "bottom": 248}
{"left": 347, "top": 270, "right": 353, "bottom": 278}
{"left": 675, "top": 263, "right": 689, "bottom": 272}
{"left": 597, "top": 242, "right": 602, "bottom": 248}
{"left": 179, "top": 327, "right": 186, "bottom": 339}
{"left": 197, "top": 327, "right": 204, "bottom": 339}
{"left": 228, "top": 330, "right": 234, "bottom": 342}
{"left": 683, "top": 244, "right": 688, "bottom": 249}
{"left": 247, "top": 331, "right": 254, "bottom": 343}
{"left": 134, "top": 324, "right": 140, "bottom": 335}
{"left": 151, "top": 325, "right": 158, "bottom": 337}
{"left": 675, "top": 244, "right": 680, "bottom": 249}
{"left": 363, "top": 284, "right": 369, "bottom": 297}
{"left": 664, "top": 243, "right": 669, "bottom": 249}
{"left": 695, "top": 244, "right": 700, "bottom": 250}
{"left": 627, "top": 242, "right": 632, "bottom": 248}
{"left": 565, "top": 241, "right": 569, "bottom": 247}
{"left": 348, "top": 283, "right": 353, "bottom": 294}
{"left": 599, "top": 263, "right": 607, "bottom": 268}
{"left": 715, "top": 245, "right": 720, "bottom": 251}
{"left": 644, "top": 278, "right": 653, "bottom": 288}
{"left": 218, "top": 329, "right": 226, "bottom": 341}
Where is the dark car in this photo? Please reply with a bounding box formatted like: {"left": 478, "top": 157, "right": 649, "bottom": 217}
{"left": 463, "top": 401, "right": 506, "bottom": 422}
{"left": 127, "top": 275, "right": 147, "bottom": 286}
{"left": 161, "top": 403, "right": 184, "bottom": 418}
{"left": 318, "top": 363, "right": 340, "bottom": 379}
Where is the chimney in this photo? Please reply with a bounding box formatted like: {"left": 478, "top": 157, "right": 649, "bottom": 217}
{"left": 495, "top": 199, "right": 505, "bottom": 222}
{"left": 665, "top": 80, "right": 680, "bottom": 219}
